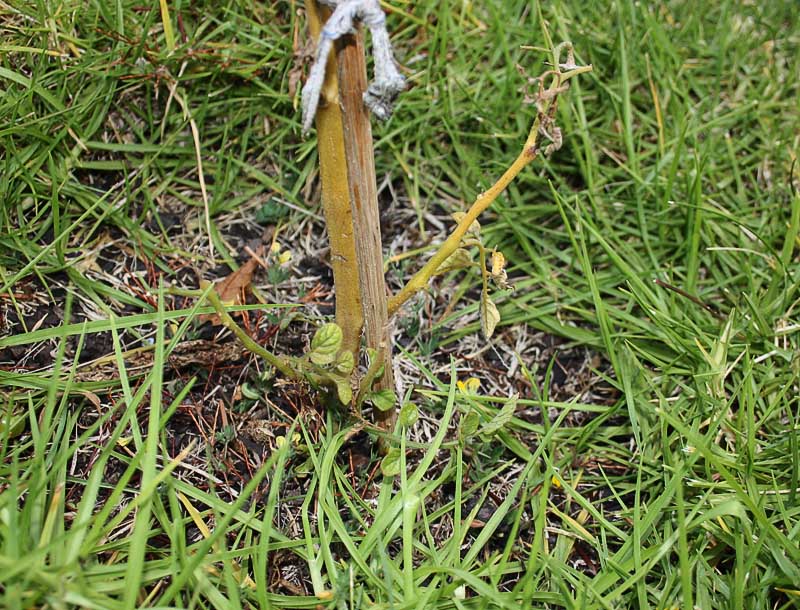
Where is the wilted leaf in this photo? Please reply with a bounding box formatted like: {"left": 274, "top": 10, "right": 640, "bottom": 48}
{"left": 398, "top": 402, "right": 418, "bottom": 428}
{"left": 479, "top": 394, "right": 519, "bottom": 438}
{"left": 490, "top": 249, "right": 510, "bottom": 289}
{"left": 480, "top": 290, "right": 500, "bottom": 339}
{"left": 310, "top": 323, "right": 343, "bottom": 365}
{"left": 434, "top": 247, "right": 473, "bottom": 276}
{"left": 369, "top": 389, "right": 396, "bottom": 412}
{"left": 452, "top": 212, "right": 481, "bottom": 237}
{"left": 380, "top": 448, "right": 402, "bottom": 477}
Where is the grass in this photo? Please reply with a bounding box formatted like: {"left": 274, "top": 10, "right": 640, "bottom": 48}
{"left": 1, "top": 0, "right": 799, "bottom": 608}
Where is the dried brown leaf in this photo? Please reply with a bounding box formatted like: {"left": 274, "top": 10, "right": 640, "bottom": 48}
{"left": 201, "top": 249, "right": 264, "bottom": 325}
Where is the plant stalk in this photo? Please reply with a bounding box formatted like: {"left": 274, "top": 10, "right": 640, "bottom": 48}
{"left": 334, "top": 15, "right": 397, "bottom": 430}
{"left": 202, "top": 282, "right": 299, "bottom": 379}
{"left": 306, "top": 0, "right": 364, "bottom": 356}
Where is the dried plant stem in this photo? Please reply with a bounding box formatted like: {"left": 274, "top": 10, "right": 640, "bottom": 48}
{"left": 334, "top": 12, "right": 396, "bottom": 430}
{"left": 387, "top": 64, "right": 592, "bottom": 317}
{"left": 307, "top": 0, "right": 364, "bottom": 356}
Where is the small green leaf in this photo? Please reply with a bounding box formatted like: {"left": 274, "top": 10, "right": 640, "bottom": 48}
{"left": 398, "top": 402, "right": 418, "bottom": 428}
{"left": 254, "top": 199, "right": 289, "bottom": 225}
{"left": 310, "top": 323, "right": 343, "bottom": 365}
{"left": 335, "top": 377, "right": 353, "bottom": 405}
{"left": 459, "top": 411, "right": 481, "bottom": 440}
{"left": 294, "top": 457, "right": 315, "bottom": 477}
{"left": 241, "top": 383, "right": 261, "bottom": 401}
{"left": 369, "top": 389, "right": 396, "bottom": 412}
{"left": 335, "top": 350, "right": 355, "bottom": 375}
{"left": 480, "top": 290, "right": 500, "bottom": 339}
{"left": 380, "top": 448, "right": 401, "bottom": 477}
{"left": 479, "top": 394, "right": 518, "bottom": 437}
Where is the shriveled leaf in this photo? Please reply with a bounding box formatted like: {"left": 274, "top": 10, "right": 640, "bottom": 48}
{"left": 479, "top": 394, "right": 519, "bottom": 437}
{"left": 434, "top": 247, "right": 473, "bottom": 276}
{"left": 491, "top": 249, "right": 506, "bottom": 276}
{"left": 459, "top": 410, "right": 481, "bottom": 440}
{"left": 380, "top": 448, "right": 402, "bottom": 477}
{"left": 490, "top": 249, "right": 510, "bottom": 289}
{"left": 335, "top": 377, "right": 353, "bottom": 405}
{"left": 480, "top": 290, "right": 500, "bottom": 339}
{"left": 369, "top": 389, "right": 396, "bottom": 412}
{"left": 310, "top": 323, "right": 343, "bottom": 365}
{"left": 398, "top": 402, "right": 419, "bottom": 428}
{"left": 452, "top": 212, "right": 481, "bottom": 237}
{"left": 200, "top": 249, "right": 263, "bottom": 325}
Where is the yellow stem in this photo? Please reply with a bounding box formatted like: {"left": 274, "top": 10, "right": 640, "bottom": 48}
{"left": 306, "top": 0, "right": 364, "bottom": 356}
{"left": 387, "top": 64, "right": 592, "bottom": 317}
{"left": 388, "top": 148, "right": 533, "bottom": 316}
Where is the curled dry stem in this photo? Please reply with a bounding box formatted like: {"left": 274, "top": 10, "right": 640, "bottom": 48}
{"left": 387, "top": 50, "right": 591, "bottom": 317}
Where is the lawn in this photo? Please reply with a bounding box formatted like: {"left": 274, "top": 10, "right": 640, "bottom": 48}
{"left": 1, "top": 1, "right": 799, "bottom": 608}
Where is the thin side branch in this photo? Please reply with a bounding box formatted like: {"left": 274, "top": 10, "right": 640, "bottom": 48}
{"left": 387, "top": 52, "right": 591, "bottom": 317}
{"left": 202, "top": 282, "right": 299, "bottom": 379}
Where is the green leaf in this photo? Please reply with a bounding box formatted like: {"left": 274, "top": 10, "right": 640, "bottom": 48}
{"left": 310, "top": 323, "right": 343, "bottom": 365}
{"left": 480, "top": 290, "right": 500, "bottom": 339}
{"left": 380, "top": 448, "right": 401, "bottom": 477}
{"left": 369, "top": 389, "right": 396, "bottom": 412}
{"left": 459, "top": 411, "right": 481, "bottom": 440}
{"left": 335, "top": 350, "right": 355, "bottom": 375}
{"left": 398, "top": 402, "right": 419, "bottom": 428}
{"left": 335, "top": 377, "right": 353, "bottom": 405}
{"left": 294, "top": 457, "right": 315, "bottom": 477}
{"left": 254, "top": 198, "right": 289, "bottom": 225}
{"left": 241, "top": 383, "right": 261, "bottom": 401}
{"left": 479, "top": 394, "right": 518, "bottom": 438}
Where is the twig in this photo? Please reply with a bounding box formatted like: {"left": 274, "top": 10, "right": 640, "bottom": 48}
{"left": 388, "top": 57, "right": 592, "bottom": 316}
{"left": 201, "top": 281, "right": 299, "bottom": 379}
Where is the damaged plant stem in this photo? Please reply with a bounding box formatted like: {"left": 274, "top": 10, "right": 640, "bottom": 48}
{"left": 304, "top": 0, "right": 404, "bottom": 430}
{"left": 299, "top": 6, "right": 590, "bottom": 426}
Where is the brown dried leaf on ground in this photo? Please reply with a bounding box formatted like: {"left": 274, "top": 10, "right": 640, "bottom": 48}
{"left": 201, "top": 248, "right": 265, "bottom": 325}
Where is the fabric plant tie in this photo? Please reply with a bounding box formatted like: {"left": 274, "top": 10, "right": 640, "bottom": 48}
{"left": 301, "top": 0, "right": 406, "bottom": 134}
